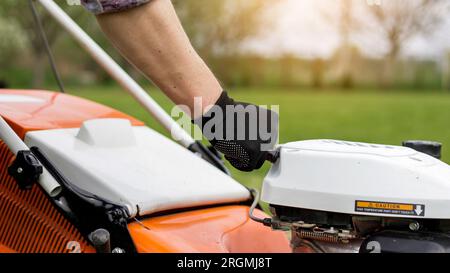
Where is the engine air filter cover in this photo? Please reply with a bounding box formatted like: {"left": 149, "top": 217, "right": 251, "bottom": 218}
{"left": 261, "top": 140, "right": 450, "bottom": 219}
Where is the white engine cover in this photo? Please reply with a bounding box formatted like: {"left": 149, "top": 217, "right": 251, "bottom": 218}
{"left": 25, "top": 119, "right": 250, "bottom": 217}
{"left": 262, "top": 140, "right": 450, "bottom": 219}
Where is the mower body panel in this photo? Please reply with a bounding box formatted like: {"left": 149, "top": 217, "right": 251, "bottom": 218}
{"left": 262, "top": 139, "right": 450, "bottom": 219}
{"left": 129, "top": 205, "right": 291, "bottom": 253}
{"left": 0, "top": 90, "right": 143, "bottom": 139}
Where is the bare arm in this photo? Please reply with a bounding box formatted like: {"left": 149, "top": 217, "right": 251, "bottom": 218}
{"left": 96, "top": 0, "right": 222, "bottom": 116}
{"left": 88, "top": 0, "right": 278, "bottom": 172}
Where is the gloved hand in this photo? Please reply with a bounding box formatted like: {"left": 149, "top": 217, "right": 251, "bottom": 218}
{"left": 194, "top": 91, "right": 278, "bottom": 172}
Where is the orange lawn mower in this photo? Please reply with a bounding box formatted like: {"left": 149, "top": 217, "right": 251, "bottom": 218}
{"left": 2, "top": 0, "right": 450, "bottom": 254}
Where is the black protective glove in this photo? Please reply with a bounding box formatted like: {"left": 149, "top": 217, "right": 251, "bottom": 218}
{"left": 194, "top": 91, "right": 278, "bottom": 172}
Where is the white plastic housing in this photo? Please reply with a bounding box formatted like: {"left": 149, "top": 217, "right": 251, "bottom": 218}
{"left": 25, "top": 119, "right": 250, "bottom": 217}
{"left": 261, "top": 140, "right": 450, "bottom": 219}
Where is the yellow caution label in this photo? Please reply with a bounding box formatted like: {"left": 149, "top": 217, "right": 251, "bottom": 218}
{"left": 355, "top": 200, "right": 425, "bottom": 216}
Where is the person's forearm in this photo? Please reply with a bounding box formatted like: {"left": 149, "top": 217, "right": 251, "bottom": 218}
{"left": 96, "top": 0, "right": 222, "bottom": 116}
{"left": 88, "top": 0, "right": 277, "bottom": 171}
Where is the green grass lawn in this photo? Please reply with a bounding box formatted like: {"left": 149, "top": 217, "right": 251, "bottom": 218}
{"left": 68, "top": 86, "right": 450, "bottom": 190}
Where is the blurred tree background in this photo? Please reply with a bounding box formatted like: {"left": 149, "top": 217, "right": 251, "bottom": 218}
{"left": 0, "top": 0, "right": 281, "bottom": 88}
{"left": 0, "top": 0, "right": 449, "bottom": 91}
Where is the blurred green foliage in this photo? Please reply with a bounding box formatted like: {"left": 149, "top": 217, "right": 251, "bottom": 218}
{"left": 0, "top": 0, "right": 277, "bottom": 89}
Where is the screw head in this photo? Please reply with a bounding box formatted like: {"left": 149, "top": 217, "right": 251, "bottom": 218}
{"left": 409, "top": 222, "right": 420, "bottom": 231}
{"left": 112, "top": 247, "right": 125, "bottom": 253}
{"left": 17, "top": 167, "right": 23, "bottom": 174}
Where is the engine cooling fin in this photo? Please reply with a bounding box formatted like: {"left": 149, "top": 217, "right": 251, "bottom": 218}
{"left": 0, "top": 141, "right": 94, "bottom": 253}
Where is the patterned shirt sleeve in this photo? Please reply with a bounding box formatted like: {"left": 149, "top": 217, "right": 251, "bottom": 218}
{"left": 80, "top": 0, "right": 150, "bottom": 15}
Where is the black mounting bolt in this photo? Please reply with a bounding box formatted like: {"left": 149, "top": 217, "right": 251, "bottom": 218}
{"left": 89, "top": 228, "right": 111, "bottom": 253}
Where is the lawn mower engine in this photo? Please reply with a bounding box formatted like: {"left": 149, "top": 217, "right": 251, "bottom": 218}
{"left": 261, "top": 140, "right": 450, "bottom": 253}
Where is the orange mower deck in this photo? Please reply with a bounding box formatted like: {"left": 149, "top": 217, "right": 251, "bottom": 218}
{"left": 0, "top": 90, "right": 143, "bottom": 139}
{"left": 0, "top": 89, "right": 291, "bottom": 253}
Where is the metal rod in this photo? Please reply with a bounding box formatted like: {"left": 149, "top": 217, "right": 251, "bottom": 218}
{"left": 29, "top": 0, "right": 66, "bottom": 93}
{"left": 36, "top": 0, "right": 194, "bottom": 148}
{"left": 0, "top": 116, "right": 62, "bottom": 197}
